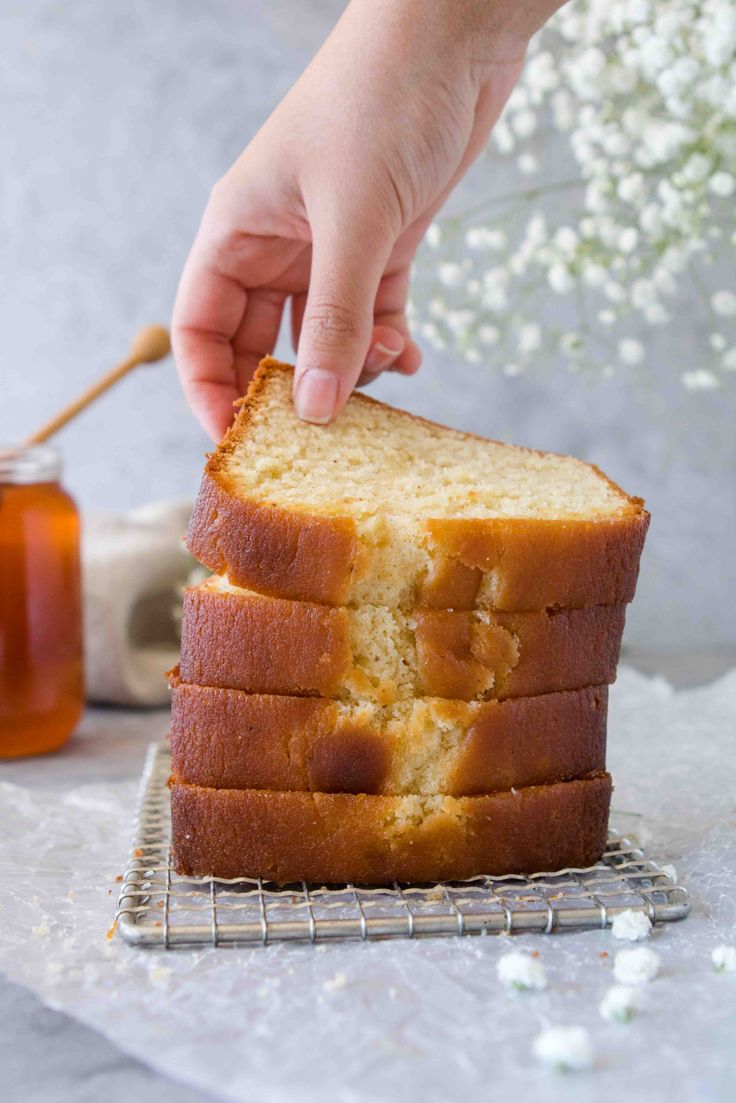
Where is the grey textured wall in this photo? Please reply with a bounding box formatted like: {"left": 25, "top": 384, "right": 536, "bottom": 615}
{"left": 2, "top": 0, "right": 734, "bottom": 650}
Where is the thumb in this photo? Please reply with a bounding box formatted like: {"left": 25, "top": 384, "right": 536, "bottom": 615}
{"left": 293, "top": 213, "right": 393, "bottom": 423}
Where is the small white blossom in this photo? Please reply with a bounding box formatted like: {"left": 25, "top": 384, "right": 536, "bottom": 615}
{"left": 425, "top": 224, "right": 441, "bottom": 249}
{"left": 712, "top": 290, "right": 736, "bottom": 317}
{"left": 532, "top": 1026, "right": 593, "bottom": 1072}
{"left": 682, "top": 369, "right": 720, "bottom": 390}
{"left": 599, "top": 985, "right": 645, "bottom": 1023}
{"left": 438, "top": 263, "right": 464, "bottom": 289}
{"left": 618, "top": 339, "right": 645, "bottom": 365}
{"left": 479, "top": 324, "right": 500, "bottom": 346}
{"left": 710, "top": 172, "right": 736, "bottom": 197}
{"left": 712, "top": 945, "right": 736, "bottom": 973}
{"left": 548, "top": 264, "right": 575, "bottom": 294}
{"left": 518, "top": 153, "right": 539, "bottom": 175}
{"left": 518, "top": 322, "right": 542, "bottom": 354}
{"left": 611, "top": 910, "right": 652, "bottom": 942}
{"left": 613, "top": 947, "right": 662, "bottom": 985}
{"left": 598, "top": 309, "right": 617, "bottom": 326}
{"left": 497, "top": 950, "right": 548, "bottom": 991}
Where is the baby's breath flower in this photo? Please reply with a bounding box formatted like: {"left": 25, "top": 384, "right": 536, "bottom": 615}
{"left": 682, "top": 369, "right": 720, "bottom": 390}
{"left": 416, "top": 0, "right": 736, "bottom": 384}
{"left": 618, "top": 339, "right": 645, "bottom": 366}
{"left": 712, "top": 291, "right": 736, "bottom": 317}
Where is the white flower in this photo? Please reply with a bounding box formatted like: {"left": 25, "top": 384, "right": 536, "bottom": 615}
{"left": 518, "top": 153, "right": 539, "bottom": 175}
{"left": 555, "top": 226, "right": 579, "bottom": 257}
{"left": 618, "top": 339, "right": 645, "bottom": 365}
{"left": 711, "top": 291, "right": 736, "bottom": 317}
{"left": 548, "top": 264, "right": 575, "bottom": 294}
{"left": 479, "top": 324, "right": 500, "bottom": 346}
{"left": 532, "top": 1026, "right": 593, "bottom": 1072}
{"left": 465, "top": 227, "right": 507, "bottom": 251}
{"left": 682, "top": 369, "right": 720, "bottom": 391}
{"left": 561, "top": 331, "right": 583, "bottom": 356}
{"left": 710, "top": 172, "right": 736, "bottom": 197}
{"left": 438, "top": 263, "right": 464, "bottom": 289}
{"left": 619, "top": 227, "right": 639, "bottom": 253}
{"left": 617, "top": 173, "right": 646, "bottom": 204}
{"left": 512, "top": 109, "right": 537, "bottom": 139}
{"left": 518, "top": 322, "right": 542, "bottom": 354}
{"left": 598, "top": 309, "right": 617, "bottom": 326}
{"left": 497, "top": 950, "right": 548, "bottom": 991}
{"left": 425, "top": 224, "right": 441, "bottom": 249}
{"left": 644, "top": 304, "right": 669, "bottom": 325}
{"left": 611, "top": 910, "right": 652, "bottom": 942}
{"left": 712, "top": 945, "right": 736, "bottom": 973}
{"left": 599, "top": 985, "right": 645, "bottom": 1024}
{"left": 613, "top": 947, "right": 662, "bottom": 985}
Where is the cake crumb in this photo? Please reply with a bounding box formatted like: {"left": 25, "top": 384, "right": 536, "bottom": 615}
{"left": 323, "top": 972, "right": 349, "bottom": 992}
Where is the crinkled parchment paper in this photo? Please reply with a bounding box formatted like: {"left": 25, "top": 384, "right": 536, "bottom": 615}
{"left": 0, "top": 667, "right": 734, "bottom": 1103}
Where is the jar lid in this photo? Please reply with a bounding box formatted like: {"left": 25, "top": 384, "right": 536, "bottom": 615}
{"left": 0, "top": 444, "right": 62, "bottom": 484}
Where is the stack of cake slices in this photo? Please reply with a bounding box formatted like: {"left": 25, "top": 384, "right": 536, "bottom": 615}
{"left": 170, "top": 359, "right": 649, "bottom": 885}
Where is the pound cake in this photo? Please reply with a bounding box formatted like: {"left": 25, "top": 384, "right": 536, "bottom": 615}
{"left": 171, "top": 357, "right": 649, "bottom": 884}
{"left": 170, "top": 774, "right": 613, "bottom": 884}
{"left": 180, "top": 578, "right": 625, "bottom": 702}
{"left": 170, "top": 679, "right": 608, "bottom": 796}
{"left": 187, "top": 359, "right": 649, "bottom": 610}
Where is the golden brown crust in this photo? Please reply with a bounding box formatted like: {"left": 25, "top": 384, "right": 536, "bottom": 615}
{"left": 179, "top": 584, "right": 625, "bottom": 702}
{"left": 169, "top": 680, "right": 608, "bottom": 796}
{"left": 170, "top": 775, "right": 612, "bottom": 884}
{"left": 187, "top": 471, "right": 362, "bottom": 607}
{"left": 422, "top": 515, "right": 650, "bottom": 610}
{"left": 186, "top": 358, "right": 649, "bottom": 610}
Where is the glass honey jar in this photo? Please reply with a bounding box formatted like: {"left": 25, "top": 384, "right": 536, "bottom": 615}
{"left": 0, "top": 445, "right": 84, "bottom": 757}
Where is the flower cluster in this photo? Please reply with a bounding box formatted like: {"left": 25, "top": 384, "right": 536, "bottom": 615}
{"left": 414, "top": 0, "right": 736, "bottom": 389}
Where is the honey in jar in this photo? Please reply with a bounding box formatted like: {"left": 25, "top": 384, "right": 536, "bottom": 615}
{"left": 0, "top": 445, "right": 84, "bottom": 756}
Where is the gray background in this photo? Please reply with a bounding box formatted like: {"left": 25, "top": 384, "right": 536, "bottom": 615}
{"left": 2, "top": 0, "right": 734, "bottom": 650}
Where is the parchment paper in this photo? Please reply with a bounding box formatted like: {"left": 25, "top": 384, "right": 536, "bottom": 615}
{"left": 0, "top": 666, "right": 734, "bottom": 1103}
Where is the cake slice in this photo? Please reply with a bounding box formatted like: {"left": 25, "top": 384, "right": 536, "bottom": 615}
{"left": 187, "top": 358, "right": 649, "bottom": 610}
{"left": 170, "top": 775, "right": 612, "bottom": 883}
{"left": 179, "top": 577, "right": 625, "bottom": 703}
{"left": 170, "top": 679, "right": 608, "bottom": 796}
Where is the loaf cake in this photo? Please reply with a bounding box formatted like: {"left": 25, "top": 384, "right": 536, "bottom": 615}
{"left": 170, "top": 678, "right": 607, "bottom": 796}
{"left": 171, "top": 357, "right": 648, "bottom": 884}
{"left": 171, "top": 774, "right": 612, "bottom": 883}
{"left": 187, "top": 359, "right": 649, "bottom": 609}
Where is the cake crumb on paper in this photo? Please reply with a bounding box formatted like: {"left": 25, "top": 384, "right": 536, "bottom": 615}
{"left": 323, "top": 972, "right": 349, "bottom": 992}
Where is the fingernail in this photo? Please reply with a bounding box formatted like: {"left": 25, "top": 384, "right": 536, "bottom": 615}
{"left": 364, "top": 341, "right": 402, "bottom": 375}
{"left": 294, "top": 368, "right": 339, "bottom": 424}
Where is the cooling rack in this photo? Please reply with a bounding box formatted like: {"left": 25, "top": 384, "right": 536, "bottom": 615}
{"left": 115, "top": 742, "right": 690, "bottom": 948}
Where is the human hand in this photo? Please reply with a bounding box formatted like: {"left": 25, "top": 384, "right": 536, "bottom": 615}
{"left": 173, "top": 0, "right": 563, "bottom": 437}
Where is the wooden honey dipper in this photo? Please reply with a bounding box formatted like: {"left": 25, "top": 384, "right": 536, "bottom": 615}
{"left": 25, "top": 325, "right": 172, "bottom": 446}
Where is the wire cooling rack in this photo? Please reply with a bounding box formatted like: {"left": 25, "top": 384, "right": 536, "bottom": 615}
{"left": 115, "top": 742, "right": 690, "bottom": 948}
